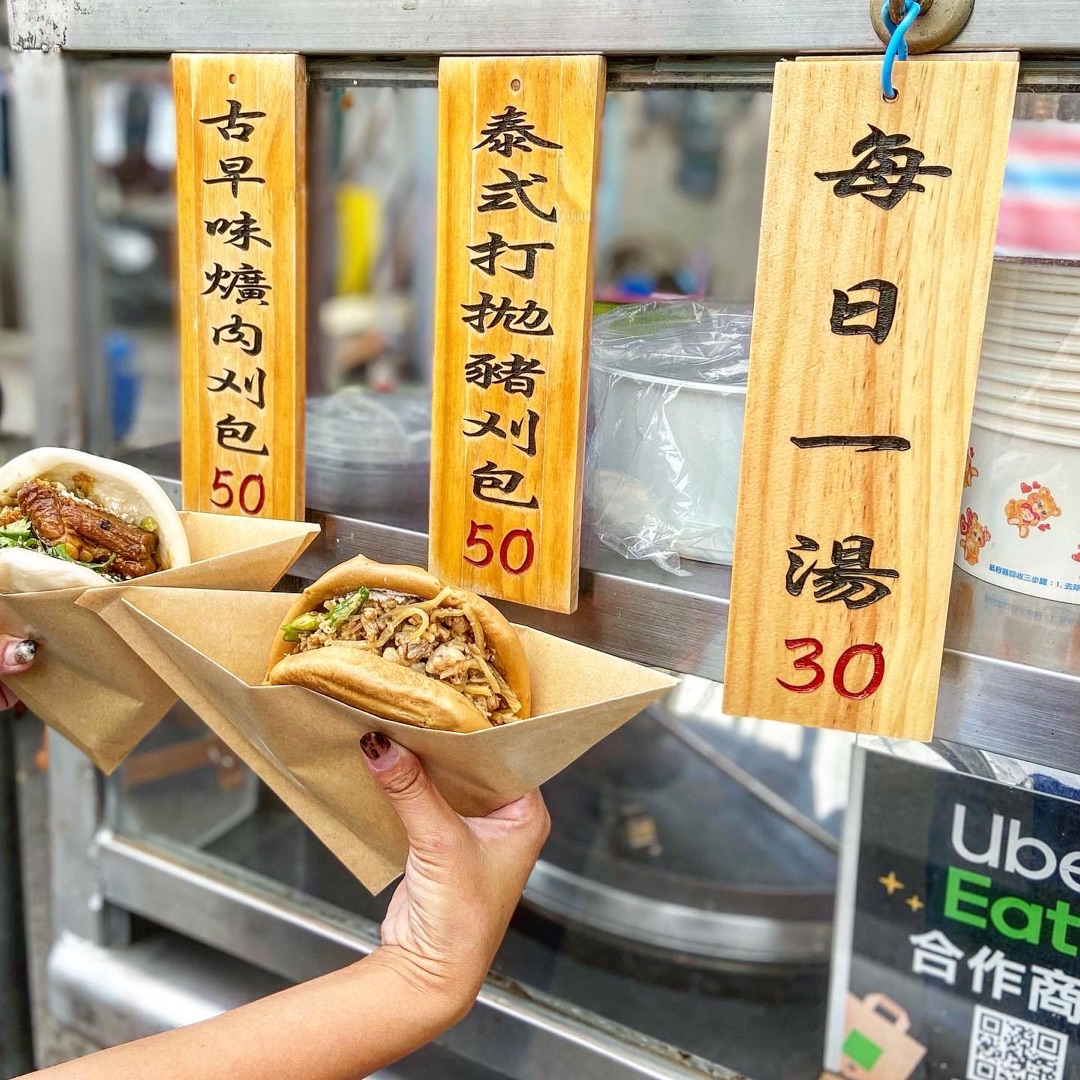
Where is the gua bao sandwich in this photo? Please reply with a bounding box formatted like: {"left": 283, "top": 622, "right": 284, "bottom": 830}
{"left": 267, "top": 555, "right": 531, "bottom": 732}
{"left": 0, "top": 447, "right": 190, "bottom": 590}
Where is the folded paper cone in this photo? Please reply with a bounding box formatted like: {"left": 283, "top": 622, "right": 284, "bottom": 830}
{"left": 81, "top": 586, "right": 679, "bottom": 892}
{"left": 1, "top": 513, "right": 318, "bottom": 773}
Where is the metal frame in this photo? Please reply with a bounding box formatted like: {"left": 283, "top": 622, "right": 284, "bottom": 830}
{"left": 48, "top": 814, "right": 738, "bottom": 1080}
{"left": 8, "top": 1, "right": 1080, "bottom": 1076}
{"left": 9, "top": 51, "right": 86, "bottom": 449}
{"left": 8, "top": 0, "right": 1080, "bottom": 57}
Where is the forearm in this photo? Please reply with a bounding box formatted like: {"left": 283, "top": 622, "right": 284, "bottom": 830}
{"left": 23, "top": 949, "right": 467, "bottom": 1080}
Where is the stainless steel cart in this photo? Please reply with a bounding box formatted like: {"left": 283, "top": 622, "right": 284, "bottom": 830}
{"left": 7, "top": 3, "right": 1080, "bottom": 1077}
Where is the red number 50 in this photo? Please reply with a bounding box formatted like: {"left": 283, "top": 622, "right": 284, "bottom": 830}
{"left": 210, "top": 468, "right": 266, "bottom": 515}
{"left": 777, "top": 637, "right": 885, "bottom": 700}
{"left": 464, "top": 521, "right": 535, "bottom": 575}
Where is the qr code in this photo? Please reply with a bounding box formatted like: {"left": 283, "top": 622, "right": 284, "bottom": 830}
{"left": 966, "top": 1006, "right": 1067, "bottom": 1080}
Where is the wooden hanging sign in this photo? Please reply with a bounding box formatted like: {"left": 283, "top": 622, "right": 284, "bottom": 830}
{"left": 723, "top": 55, "right": 1018, "bottom": 741}
{"left": 174, "top": 53, "right": 306, "bottom": 520}
{"left": 429, "top": 56, "right": 605, "bottom": 614}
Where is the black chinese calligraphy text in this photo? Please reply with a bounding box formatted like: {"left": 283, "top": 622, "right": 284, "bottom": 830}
{"left": 203, "top": 262, "right": 273, "bottom": 306}
{"left": 474, "top": 106, "right": 563, "bottom": 158}
{"left": 461, "top": 294, "right": 553, "bottom": 336}
{"left": 471, "top": 461, "right": 539, "bottom": 509}
{"left": 815, "top": 126, "right": 952, "bottom": 210}
{"left": 204, "top": 156, "right": 266, "bottom": 198}
{"left": 831, "top": 279, "right": 899, "bottom": 344}
{"left": 468, "top": 232, "right": 553, "bottom": 280}
{"left": 786, "top": 534, "right": 899, "bottom": 610}
{"left": 207, "top": 367, "right": 267, "bottom": 409}
{"left": 462, "top": 409, "right": 540, "bottom": 457}
{"left": 199, "top": 99, "right": 267, "bottom": 143}
{"left": 465, "top": 353, "right": 545, "bottom": 397}
{"left": 791, "top": 435, "right": 911, "bottom": 453}
{"left": 478, "top": 170, "right": 557, "bottom": 223}
{"left": 205, "top": 212, "right": 271, "bottom": 250}
{"left": 211, "top": 314, "right": 263, "bottom": 357}
{"left": 214, "top": 415, "right": 268, "bottom": 456}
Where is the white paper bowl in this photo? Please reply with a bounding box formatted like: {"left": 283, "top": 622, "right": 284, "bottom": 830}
{"left": 973, "top": 394, "right": 1080, "bottom": 431}
{"left": 977, "top": 356, "right": 1080, "bottom": 392}
{"left": 983, "top": 324, "right": 1080, "bottom": 359}
{"left": 986, "top": 303, "right": 1080, "bottom": 335}
{"left": 956, "top": 412, "right": 1080, "bottom": 605}
{"left": 980, "top": 342, "right": 1080, "bottom": 374}
{"left": 993, "top": 263, "right": 1080, "bottom": 288}
{"left": 976, "top": 374, "right": 1080, "bottom": 412}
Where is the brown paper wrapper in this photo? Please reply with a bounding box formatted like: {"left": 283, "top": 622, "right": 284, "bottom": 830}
{"left": 1, "top": 513, "right": 318, "bottom": 772}
{"left": 80, "top": 585, "right": 679, "bottom": 892}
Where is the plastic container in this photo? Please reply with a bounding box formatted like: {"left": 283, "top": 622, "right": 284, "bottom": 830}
{"left": 583, "top": 301, "right": 750, "bottom": 573}
{"left": 305, "top": 387, "right": 431, "bottom": 516}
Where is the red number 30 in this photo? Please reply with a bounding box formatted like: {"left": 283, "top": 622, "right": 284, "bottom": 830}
{"left": 777, "top": 638, "right": 885, "bottom": 700}
{"left": 464, "top": 521, "right": 535, "bottom": 575}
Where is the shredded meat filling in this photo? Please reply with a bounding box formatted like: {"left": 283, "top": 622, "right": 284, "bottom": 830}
{"left": 290, "top": 588, "right": 520, "bottom": 725}
{"left": 15, "top": 478, "right": 159, "bottom": 579}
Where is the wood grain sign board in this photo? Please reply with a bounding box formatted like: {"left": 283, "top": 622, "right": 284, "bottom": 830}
{"left": 174, "top": 54, "right": 306, "bottom": 520}
{"left": 723, "top": 56, "right": 1018, "bottom": 741}
{"left": 429, "top": 56, "right": 605, "bottom": 614}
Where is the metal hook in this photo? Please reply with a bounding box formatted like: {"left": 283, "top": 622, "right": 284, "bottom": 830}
{"left": 881, "top": 0, "right": 922, "bottom": 101}
{"left": 889, "top": 0, "right": 933, "bottom": 21}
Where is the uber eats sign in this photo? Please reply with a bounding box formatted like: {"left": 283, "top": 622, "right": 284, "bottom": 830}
{"left": 946, "top": 803, "right": 1080, "bottom": 958}
{"left": 828, "top": 750, "right": 1080, "bottom": 1080}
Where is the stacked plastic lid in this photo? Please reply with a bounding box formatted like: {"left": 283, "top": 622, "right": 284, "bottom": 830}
{"left": 956, "top": 261, "right": 1080, "bottom": 603}
{"left": 306, "top": 386, "right": 431, "bottom": 516}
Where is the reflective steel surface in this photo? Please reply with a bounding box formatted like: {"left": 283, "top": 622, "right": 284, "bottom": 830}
{"left": 10, "top": 0, "right": 1080, "bottom": 56}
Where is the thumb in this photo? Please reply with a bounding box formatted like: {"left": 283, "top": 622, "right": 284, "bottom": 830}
{"left": 361, "top": 731, "right": 462, "bottom": 853}
{"left": 0, "top": 637, "right": 36, "bottom": 678}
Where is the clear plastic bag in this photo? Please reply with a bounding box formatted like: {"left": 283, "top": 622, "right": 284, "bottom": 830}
{"left": 584, "top": 301, "right": 751, "bottom": 575}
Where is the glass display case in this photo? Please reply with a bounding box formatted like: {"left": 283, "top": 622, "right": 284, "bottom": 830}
{"left": 7, "top": 4, "right": 1080, "bottom": 1077}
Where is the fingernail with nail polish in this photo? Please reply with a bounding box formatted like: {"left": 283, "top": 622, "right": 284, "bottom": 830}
{"left": 10, "top": 640, "right": 35, "bottom": 666}
{"left": 360, "top": 731, "right": 392, "bottom": 761}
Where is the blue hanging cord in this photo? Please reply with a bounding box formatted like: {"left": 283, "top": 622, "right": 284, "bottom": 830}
{"left": 881, "top": 0, "right": 921, "bottom": 101}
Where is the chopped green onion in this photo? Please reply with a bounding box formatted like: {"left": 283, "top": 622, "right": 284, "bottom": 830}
{"left": 280, "top": 611, "right": 321, "bottom": 642}
{"left": 325, "top": 586, "right": 370, "bottom": 631}
{"left": 280, "top": 587, "right": 370, "bottom": 643}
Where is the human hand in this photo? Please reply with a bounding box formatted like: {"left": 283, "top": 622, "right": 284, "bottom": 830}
{"left": 361, "top": 731, "right": 549, "bottom": 1019}
{"left": 0, "top": 634, "right": 36, "bottom": 709}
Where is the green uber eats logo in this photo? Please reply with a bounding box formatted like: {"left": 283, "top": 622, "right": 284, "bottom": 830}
{"left": 843, "top": 1028, "right": 884, "bottom": 1069}
{"left": 945, "top": 804, "right": 1080, "bottom": 958}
